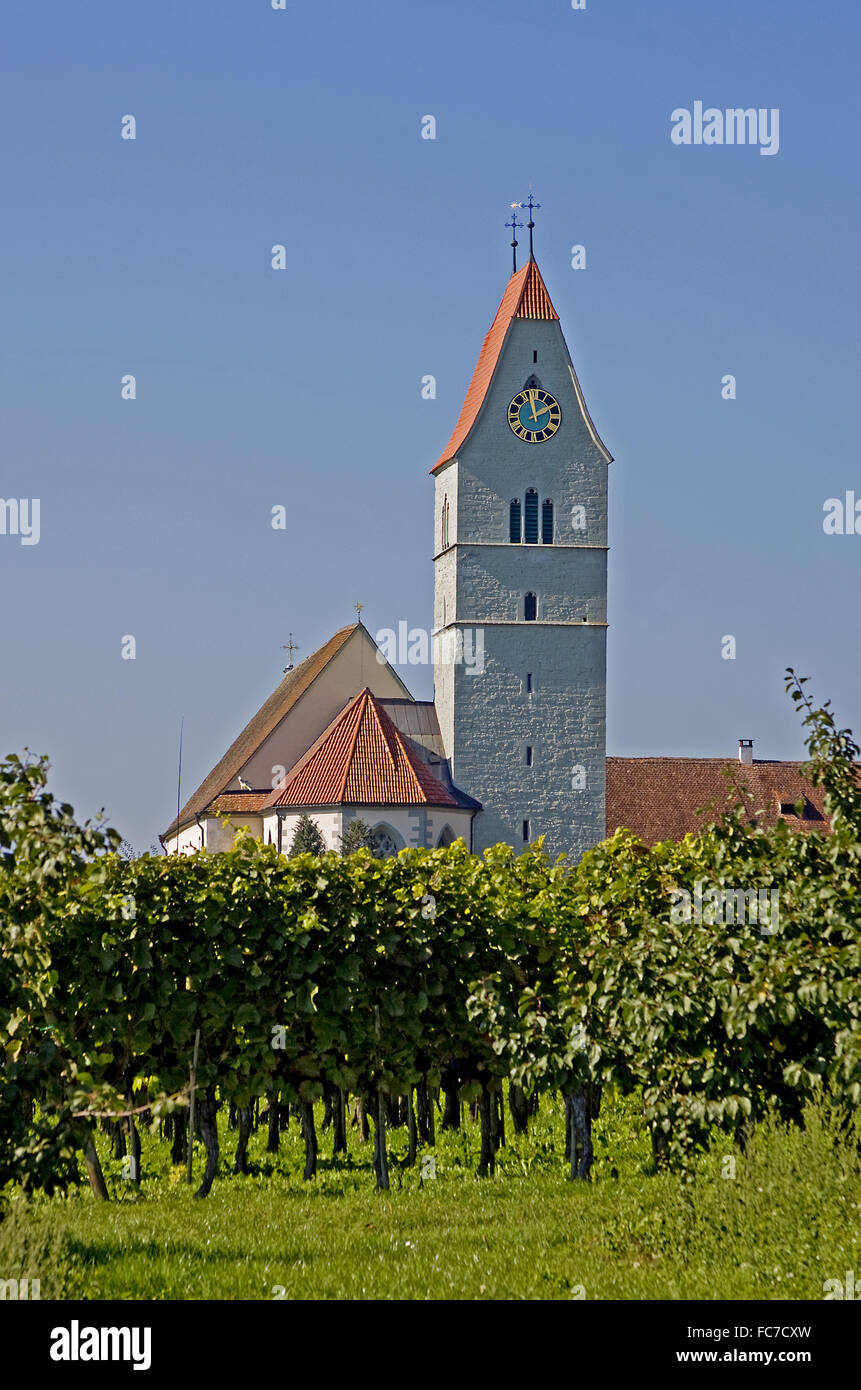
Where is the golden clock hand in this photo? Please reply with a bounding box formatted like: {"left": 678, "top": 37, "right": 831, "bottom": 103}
{"left": 532, "top": 402, "right": 551, "bottom": 419}
{"left": 529, "top": 390, "right": 538, "bottom": 422}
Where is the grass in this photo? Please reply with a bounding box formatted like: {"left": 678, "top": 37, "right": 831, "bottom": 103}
{"left": 2, "top": 1092, "right": 859, "bottom": 1300}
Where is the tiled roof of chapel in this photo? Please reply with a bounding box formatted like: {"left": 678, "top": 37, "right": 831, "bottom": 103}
{"left": 264, "top": 688, "right": 460, "bottom": 809}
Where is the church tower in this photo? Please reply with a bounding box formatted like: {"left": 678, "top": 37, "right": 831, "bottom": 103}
{"left": 432, "top": 229, "right": 611, "bottom": 862}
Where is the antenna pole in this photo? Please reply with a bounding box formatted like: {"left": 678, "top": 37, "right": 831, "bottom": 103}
{"left": 176, "top": 716, "right": 184, "bottom": 851}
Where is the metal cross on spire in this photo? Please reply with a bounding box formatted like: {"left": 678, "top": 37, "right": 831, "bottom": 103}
{"left": 515, "top": 191, "right": 541, "bottom": 260}
{"left": 282, "top": 633, "right": 299, "bottom": 672}
{"left": 505, "top": 205, "right": 524, "bottom": 273}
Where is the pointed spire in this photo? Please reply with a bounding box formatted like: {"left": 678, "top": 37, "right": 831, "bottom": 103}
{"left": 432, "top": 258, "right": 558, "bottom": 473}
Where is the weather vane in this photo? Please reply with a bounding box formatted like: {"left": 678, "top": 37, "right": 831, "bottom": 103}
{"left": 355, "top": 602, "right": 363, "bottom": 620}
{"left": 514, "top": 190, "right": 541, "bottom": 260}
{"left": 282, "top": 633, "right": 299, "bottom": 672}
{"left": 505, "top": 205, "right": 524, "bottom": 273}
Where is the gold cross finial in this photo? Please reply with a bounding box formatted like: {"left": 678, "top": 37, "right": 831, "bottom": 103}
{"left": 355, "top": 602, "right": 363, "bottom": 619}
{"left": 282, "top": 632, "right": 299, "bottom": 672}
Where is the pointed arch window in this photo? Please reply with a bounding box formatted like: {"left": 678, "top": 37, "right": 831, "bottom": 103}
{"left": 524, "top": 489, "right": 539, "bottom": 544}
{"left": 524, "top": 592, "right": 537, "bottom": 621}
{"left": 509, "top": 498, "right": 521, "bottom": 543}
{"left": 441, "top": 496, "right": 450, "bottom": 551}
{"left": 542, "top": 499, "right": 554, "bottom": 544}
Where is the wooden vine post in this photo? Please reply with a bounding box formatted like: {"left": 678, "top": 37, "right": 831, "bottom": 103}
{"left": 186, "top": 1027, "right": 200, "bottom": 1185}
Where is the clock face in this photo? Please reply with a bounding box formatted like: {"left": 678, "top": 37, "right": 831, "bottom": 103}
{"left": 507, "top": 388, "right": 562, "bottom": 442}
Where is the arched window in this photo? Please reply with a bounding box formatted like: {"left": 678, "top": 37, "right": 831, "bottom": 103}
{"left": 524, "top": 489, "right": 539, "bottom": 544}
{"left": 436, "top": 824, "right": 456, "bottom": 848}
{"left": 524, "top": 592, "right": 537, "bottom": 621}
{"left": 542, "top": 498, "right": 554, "bottom": 544}
{"left": 509, "top": 498, "right": 521, "bottom": 543}
{"left": 369, "top": 823, "right": 402, "bottom": 859}
{"left": 441, "top": 496, "right": 449, "bottom": 551}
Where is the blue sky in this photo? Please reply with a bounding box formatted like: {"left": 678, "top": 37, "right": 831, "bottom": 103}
{"left": 2, "top": 0, "right": 859, "bottom": 851}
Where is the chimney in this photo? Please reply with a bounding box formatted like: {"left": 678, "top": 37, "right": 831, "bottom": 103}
{"left": 738, "top": 738, "right": 754, "bottom": 765}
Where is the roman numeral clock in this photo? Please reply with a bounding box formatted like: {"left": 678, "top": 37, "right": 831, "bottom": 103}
{"left": 507, "top": 386, "right": 562, "bottom": 443}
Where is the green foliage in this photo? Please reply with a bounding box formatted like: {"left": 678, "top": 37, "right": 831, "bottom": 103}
{"left": 0, "top": 752, "right": 121, "bottom": 1192}
{"left": 469, "top": 670, "right": 861, "bottom": 1165}
{"left": 338, "top": 818, "right": 373, "bottom": 855}
{"left": 0, "top": 1200, "right": 86, "bottom": 1298}
{"left": 2, "top": 671, "right": 860, "bottom": 1198}
{"left": 288, "top": 814, "right": 326, "bottom": 857}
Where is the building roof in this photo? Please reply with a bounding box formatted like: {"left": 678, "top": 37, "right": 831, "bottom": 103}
{"left": 432, "top": 258, "right": 559, "bottom": 474}
{"left": 163, "top": 624, "right": 360, "bottom": 838}
{"left": 606, "top": 757, "right": 832, "bottom": 845}
{"left": 264, "top": 688, "right": 461, "bottom": 810}
{"left": 207, "top": 793, "right": 270, "bottom": 814}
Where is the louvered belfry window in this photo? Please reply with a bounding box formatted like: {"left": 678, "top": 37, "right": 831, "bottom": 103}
{"left": 524, "top": 489, "right": 539, "bottom": 544}
{"left": 509, "top": 498, "right": 522, "bottom": 543}
{"left": 542, "top": 498, "right": 554, "bottom": 544}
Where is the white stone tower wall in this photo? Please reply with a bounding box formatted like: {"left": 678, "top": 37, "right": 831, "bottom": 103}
{"left": 433, "top": 309, "right": 609, "bottom": 861}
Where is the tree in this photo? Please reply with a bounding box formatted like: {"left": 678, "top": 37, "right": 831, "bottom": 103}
{"left": 339, "top": 818, "right": 372, "bottom": 856}
{"left": 288, "top": 814, "right": 326, "bottom": 857}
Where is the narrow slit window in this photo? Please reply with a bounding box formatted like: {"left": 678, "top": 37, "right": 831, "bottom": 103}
{"left": 525, "top": 746, "right": 533, "bottom": 767}
{"left": 441, "top": 496, "right": 449, "bottom": 550}
{"left": 522, "top": 819, "right": 530, "bottom": 842}
{"left": 526, "top": 672, "right": 532, "bottom": 693}
{"left": 524, "top": 592, "right": 537, "bottom": 621}
{"left": 542, "top": 498, "right": 554, "bottom": 544}
{"left": 533, "top": 350, "right": 538, "bottom": 363}
{"left": 524, "top": 489, "right": 539, "bottom": 544}
{"left": 509, "top": 498, "right": 522, "bottom": 543}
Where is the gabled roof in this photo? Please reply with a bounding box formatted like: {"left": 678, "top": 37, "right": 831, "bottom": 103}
{"left": 264, "top": 688, "right": 460, "bottom": 809}
{"left": 606, "top": 758, "right": 833, "bottom": 845}
{"left": 432, "top": 258, "right": 559, "bottom": 474}
{"left": 164, "top": 624, "right": 361, "bottom": 838}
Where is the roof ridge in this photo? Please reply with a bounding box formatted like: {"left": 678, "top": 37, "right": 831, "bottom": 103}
{"left": 163, "top": 623, "right": 361, "bottom": 837}
{"left": 265, "top": 685, "right": 458, "bottom": 809}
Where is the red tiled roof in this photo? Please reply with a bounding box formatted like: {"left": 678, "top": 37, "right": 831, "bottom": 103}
{"left": 432, "top": 259, "right": 559, "bottom": 474}
{"left": 606, "top": 758, "right": 833, "bottom": 845}
{"left": 208, "top": 793, "right": 270, "bottom": 814}
{"left": 265, "top": 688, "right": 459, "bottom": 809}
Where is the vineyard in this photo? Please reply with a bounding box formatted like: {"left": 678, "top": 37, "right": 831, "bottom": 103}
{"left": 2, "top": 672, "right": 861, "bottom": 1298}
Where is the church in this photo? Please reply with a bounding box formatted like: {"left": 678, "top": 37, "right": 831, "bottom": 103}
{"left": 162, "top": 215, "right": 829, "bottom": 860}
{"left": 164, "top": 215, "right": 610, "bottom": 861}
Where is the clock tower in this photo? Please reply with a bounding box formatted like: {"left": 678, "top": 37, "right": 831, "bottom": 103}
{"left": 431, "top": 242, "right": 611, "bottom": 861}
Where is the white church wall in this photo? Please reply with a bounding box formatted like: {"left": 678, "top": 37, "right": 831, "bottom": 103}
{"left": 205, "top": 815, "right": 264, "bottom": 852}
{"left": 261, "top": 809, "right": 344, "bottom": 854}
{"left": 165, "top": 821, "right": 204, "bottom": 855}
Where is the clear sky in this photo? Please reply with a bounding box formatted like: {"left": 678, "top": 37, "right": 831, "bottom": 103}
{"left": 2, "top": 0, "right": 859, "bottom": 852}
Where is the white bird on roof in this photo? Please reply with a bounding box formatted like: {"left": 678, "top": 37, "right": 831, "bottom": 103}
{"left": 237, "top": 777, "right": 253, "bottom": 792}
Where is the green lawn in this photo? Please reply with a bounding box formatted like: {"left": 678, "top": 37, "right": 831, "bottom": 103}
{"left": 3, "top": 1093, "right": 858, "bottom": 1300}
